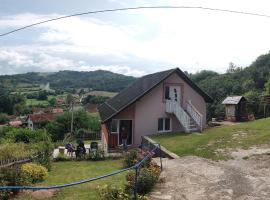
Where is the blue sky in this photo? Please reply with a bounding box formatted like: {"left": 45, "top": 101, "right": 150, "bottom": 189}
{"left": 1, "top": 0, "right": 270, "bottom": 76}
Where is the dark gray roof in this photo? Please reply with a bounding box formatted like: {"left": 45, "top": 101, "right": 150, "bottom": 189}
{"left": 98, "top": 68, "right": 213, "bottom": 122}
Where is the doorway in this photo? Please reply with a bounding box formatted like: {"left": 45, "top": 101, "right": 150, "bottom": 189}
{"left": 169, "top": 85, "right": 181, "bottom": 103}
{"left": 118, "top": 120, "right": 132, "bottom": 145}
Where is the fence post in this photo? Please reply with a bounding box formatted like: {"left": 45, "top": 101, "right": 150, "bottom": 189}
{"left": 158, "top": 144, "right": 163, "bottom": 171}
{"left": 134, "top": 166, "right": 139, "bottom": 200}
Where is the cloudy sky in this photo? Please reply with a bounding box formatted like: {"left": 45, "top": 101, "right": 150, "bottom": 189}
{"left": 0, "top": 0, "right": 270, "bottom": 76}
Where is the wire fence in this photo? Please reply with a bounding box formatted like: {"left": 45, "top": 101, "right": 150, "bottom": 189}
{"left": 0, "top": 143, "right": 162, "bottom": 200}
{"left": 0, "top": 154, "right": 40, "bottom": 169}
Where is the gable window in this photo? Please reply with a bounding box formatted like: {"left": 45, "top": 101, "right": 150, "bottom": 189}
{"left": 165, "top": 86, "right": 170, "bottom": 100}
{"left": 158, "top": 118, "right": 171, "bottom": 132}
{"left": 111, "top": 119, "right": 119, "bottom": 133}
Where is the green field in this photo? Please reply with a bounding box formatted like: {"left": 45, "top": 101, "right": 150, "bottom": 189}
{"left": 87, "top": 90, "right": 117, "bottom": 97}
{"left": 151, "top": 118, "right": 270, "bottom": 160}
{"left": 16, "top": 159, "right": 126, "bottom": 200}
{"left": 26, "top": 99, "right": 49, "bottom": 106}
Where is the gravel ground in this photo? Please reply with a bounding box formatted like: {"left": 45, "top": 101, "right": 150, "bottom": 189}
{"left": 150, "top": 147, "right": 270, "bottom": 200}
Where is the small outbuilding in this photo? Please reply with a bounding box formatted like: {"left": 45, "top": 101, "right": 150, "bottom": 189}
{"left": 222, "top": 96, "right": 248, "bottom": 122}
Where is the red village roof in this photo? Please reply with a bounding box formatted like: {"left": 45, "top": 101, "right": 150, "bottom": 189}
{"left": 28, "top": 113, "right": 55, "bottom": 123}
{"left": 52, "top": 108, "right": 64, "bottom": 114}
{"left": 9, "top": 120, "right": 23, "bottom": 127}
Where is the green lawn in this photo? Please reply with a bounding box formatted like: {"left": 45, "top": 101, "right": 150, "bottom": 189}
{"left": 151, "top": 118, "right": 270, "bottom": 160}
{"left": 26, "top": 99, "right": 49, "bottom": 106}
{"left": 16, "top": 159, "right": 126, "bottom": 200}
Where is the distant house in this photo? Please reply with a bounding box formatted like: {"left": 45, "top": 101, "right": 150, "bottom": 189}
{"left": 32, "top": 107, "right": 46, "bottom": 114}
{"left": 9, "top": 120, "right": 23, "bottom": 127}
{"left": 222, "top": 96, "right": 248, "bottom": 122}
{"left": 85, "top": 104, "right": 99, "bottom": 113}
{"left": 98, "top": 68, "right": 213, "bottom": 152}
{"left": 52, "top": 108, "right": 64, "bottom": 114}
{"left": 27, "top": 113, "right": 55, "bottom": 129}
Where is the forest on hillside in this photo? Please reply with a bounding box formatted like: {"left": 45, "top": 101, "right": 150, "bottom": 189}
{"left": 1, "top": 52, "right": 270, "bottom": 119}
{"left": 0, "top": 70, "right": 136, "bottom": 94}
{"left": 190, "top": 52, "right": 270, "bottom": 119}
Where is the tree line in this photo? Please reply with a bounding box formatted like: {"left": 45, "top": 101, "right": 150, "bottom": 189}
{"left": 190, "top": 52, "right": 270, "bottom": 119}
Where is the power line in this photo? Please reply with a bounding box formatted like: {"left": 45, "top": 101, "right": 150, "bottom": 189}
{"left": 1, "top": 6, "right": 270, "bottom": 37}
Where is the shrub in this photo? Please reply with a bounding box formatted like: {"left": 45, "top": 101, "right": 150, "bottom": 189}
{"left": 123, "top": 149, "right": 138, "bottom": 168}
{"left": 88, "top": 149, "right": 105, "bottom": 161}
{"left": 98, "top": 185, "right": 129, "bottom": 200}
{"left": 0, "top": 114, "right": 9, "bottom": 125}
{"left": 21, "top": 163, "right": 48, "bottom": 183}
{"left": 0, "top": 166, "right": 29, "bottom": 199}
{"left": 54, "top": 154, "right": 72, "bottom": 162}
{"left": 126, "top": 162, "right": 161, "bottom": 195}
{"left": 123, "top": 149, "right": 154, "bottom": 168}
{"left": 97, "top": 184, "right": 149, "bottom": 200}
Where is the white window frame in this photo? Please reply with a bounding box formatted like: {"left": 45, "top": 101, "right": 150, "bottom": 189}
{"left": 157, "top": 117, "right": 172, "bottom": 133}
{"left": 110, "top": 119, "right": 119, "bottom": 134}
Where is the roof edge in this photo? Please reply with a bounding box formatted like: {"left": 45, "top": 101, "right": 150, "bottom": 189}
{"left": 99, "top": 67, "right": 213, "bottom": 123}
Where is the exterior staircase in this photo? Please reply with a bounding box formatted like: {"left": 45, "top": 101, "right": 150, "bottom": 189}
{"left": 165, "top": 100, "right": 202, "bottom": 133}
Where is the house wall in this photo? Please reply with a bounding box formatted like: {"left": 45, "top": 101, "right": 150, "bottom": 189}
{"left": 133, "top": 72, "right": 207, "bottom": 146}
{"left": 107, "top": 72, "right": 207, "bottom": 147}
{"left": 27, "top": 118, "right": 34, "bottom": 130}
{"left": 164, "top": 73, "right": 207, "bottom": 126}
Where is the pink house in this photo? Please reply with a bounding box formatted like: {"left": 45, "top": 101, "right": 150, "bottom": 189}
{"left": 98, "top": 68, "right": 213, "bottom": 152}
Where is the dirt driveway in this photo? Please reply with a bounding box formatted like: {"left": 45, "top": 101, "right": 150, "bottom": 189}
{"left": 150, "top": 147, "right": 270, "bottom": 200}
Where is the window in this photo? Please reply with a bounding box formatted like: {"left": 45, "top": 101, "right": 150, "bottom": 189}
{"left": 165, "top": 86, "right": 170, "bottom": 100}
{"left": 165, "top": 118, "right": 171, "bottom": 130}
{"left": 158, "top": 118, "right": 171, "bottom": 132}
{"left": 111, "top": 119, "right": 119, "bottom": 133}
{"left": 158, "top": 118, "right": 163, "bottom": 131}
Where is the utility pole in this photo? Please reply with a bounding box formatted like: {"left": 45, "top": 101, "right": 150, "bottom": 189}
{"left": 70, "top": 99, "right": 74, "bottom": 135}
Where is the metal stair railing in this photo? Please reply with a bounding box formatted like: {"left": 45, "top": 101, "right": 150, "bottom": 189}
{"left": 186, "top": 100, "right": 203, "bottom": 132}
{"left": 166, "top": 100, "right": 190, "bottom": 132}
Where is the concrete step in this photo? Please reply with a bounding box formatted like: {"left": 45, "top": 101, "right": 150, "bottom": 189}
{"left": 188, "top": 128, "right": 200, "bottom": 132}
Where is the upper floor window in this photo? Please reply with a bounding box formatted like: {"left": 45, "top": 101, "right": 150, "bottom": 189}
{"left": 165, "top": 86, "right": 170, "bottom": 100}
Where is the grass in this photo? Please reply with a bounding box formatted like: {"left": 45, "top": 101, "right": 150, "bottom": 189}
{"left": 150, "top": 118, "right": 270, "bottom": 160}
{"left": 26, "top": 99, "right": 49, "bottom": 106}
{"left": 87, "top": 90, "right": 117, "bottom": 97}
{"left": 16, "top": 159, "right": 126, "bottom": 200}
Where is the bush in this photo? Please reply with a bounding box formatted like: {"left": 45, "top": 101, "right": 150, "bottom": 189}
{"left": 0, "top": 166, "right": 29, "bottom": 199}
{"left": 123, "top": 149, "right": 138, "bottom": 168}
{"left": 54, "top": 154, "right": 72, "bottom": 162}
{"left": 88, "top": 149, "right": 105, "bottom": 161}
{"left": 123, "top": 149, "right": 153, "bottom": 168}
{"left": 126, "top": 162, "right": 161, "bottom": 195}
{"left": 0, "top": 114, "right": 9, "bottom": 125}
{"left": 98, "top": 185, "right": 129, "bottom": 200}
{"left": 21, "top": 163, "right": 48, "bottom": 183}
{"left": 97, "top": 184, "right": 149, "bottom": 200}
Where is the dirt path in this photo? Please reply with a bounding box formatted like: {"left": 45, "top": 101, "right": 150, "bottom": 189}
{"left": 150, "top": 148, "right": 270, "bottom": 200}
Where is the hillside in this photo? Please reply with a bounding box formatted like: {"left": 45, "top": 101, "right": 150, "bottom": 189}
{"left": 190, "top": 52, "right": 270, "bottom": 118}
{"left": 0, "top": 70, "right": 136, "bottom": 93}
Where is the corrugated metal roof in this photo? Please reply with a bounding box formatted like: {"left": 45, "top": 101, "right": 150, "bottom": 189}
{"left": 222, "top": 96, "right": 245, "bottom": 105}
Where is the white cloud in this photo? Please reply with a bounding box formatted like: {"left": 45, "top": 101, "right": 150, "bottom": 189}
{"left": 0, "top": 48, "right": 146, "bottom": 76}
{"left": 1, "top": 0, "right": 270, "bottom": 75}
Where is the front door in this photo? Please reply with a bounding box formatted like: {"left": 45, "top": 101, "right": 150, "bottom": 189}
{"left": 119, "top": 120, "right": 132, "bottom": 145}
{"left": 169, "top": 86, "right": 181, "bottom": 104}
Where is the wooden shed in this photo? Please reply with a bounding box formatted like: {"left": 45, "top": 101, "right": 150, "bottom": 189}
{"left": 222, "top": 96, "right": 247, "bottom": 122}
